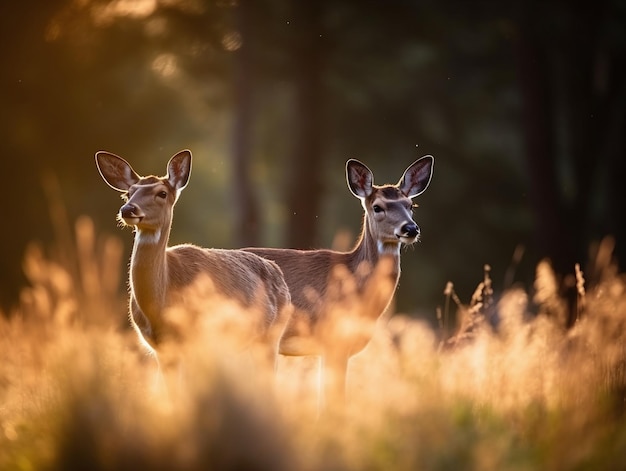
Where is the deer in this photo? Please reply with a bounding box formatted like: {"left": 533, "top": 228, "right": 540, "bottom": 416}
{"left": 245, "top": 156, "right": 434, "bottom": 404}
{"left": 95, "top": 149, "right": 291, "bottom": 371}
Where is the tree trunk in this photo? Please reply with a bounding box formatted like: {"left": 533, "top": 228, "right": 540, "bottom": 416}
{"left": 285, "top": 0, "right": 326, "bottom": 249}
{"left": 513, "top": 10, "right": 573, "bottom": 274}
{"left": 604, "top": 57, "right": 626, "bottom": 272}
{"left": 512, "top": 2, "right": 578, "bottom": 324}
{"left": 512, "top": 0, "right": 626, "bottom": 323}
{"left": 232, "top": 0, "right": 260, "bottom": 247}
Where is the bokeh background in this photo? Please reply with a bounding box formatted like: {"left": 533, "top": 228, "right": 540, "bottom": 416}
{"left": 1, "top": 0, "right": 625, "bottom": 326}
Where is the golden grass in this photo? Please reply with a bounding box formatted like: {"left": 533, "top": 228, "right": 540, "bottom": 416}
{"left": 1, "top": 219, "right": 626, "bottom": 470}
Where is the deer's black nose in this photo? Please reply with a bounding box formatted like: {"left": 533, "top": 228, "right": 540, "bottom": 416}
{"left": 402, "top": 223, "right": 419, "bottom": 238}
{"left": 121, "top": 203, "right": 138, "bottom": 219}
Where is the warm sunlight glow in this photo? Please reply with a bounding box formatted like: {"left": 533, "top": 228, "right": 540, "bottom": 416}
{"left": 161, "top": 0, "right": 207, "bottom": 13}
{"left": 44, "top": 21, "right": 62, "bottom": 42}
{"left": 221, "top": 30, "right": 243, "bottom": 52}
{"left": 152, "top": 53, "right": 179, "bottom": 78}
{"left": 92, "top": 0, "right": 157, "bottom": 25}
{"left": 1, "top": 223, "right": 625, "bottom": 470}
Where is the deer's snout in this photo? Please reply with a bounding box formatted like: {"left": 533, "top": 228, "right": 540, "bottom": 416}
{"left": 120, "top": 203, "right": 144, "bottom": 223}
{"left": 400, "top": 222, "right": 419, "bottom": 239}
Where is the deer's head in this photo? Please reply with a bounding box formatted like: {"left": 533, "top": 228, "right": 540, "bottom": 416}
{"left": 346, "top": 156, "right": 434, "bottom": 249}
{"left": 95, "top": 150, "right": 192, "bottom": 234}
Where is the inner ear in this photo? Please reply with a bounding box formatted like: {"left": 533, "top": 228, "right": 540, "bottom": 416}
{"left": 95, "top": 152, "right": 141, "bottom": 192}
{"left": 167, "top": 150, "right": 192, "bottom": 191}
{"left": 399, "top": 155, "right": 434, "bottom": 198}
{"left": 346, "top": 159, "right": 374, "bottom": 199}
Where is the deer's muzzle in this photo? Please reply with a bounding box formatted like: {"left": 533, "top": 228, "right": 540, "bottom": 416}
{"left": 120, "top": 203, "right": 145, "bottom": 224}
{"left": 396, "top": 222, "right": 420, "bottom": 243}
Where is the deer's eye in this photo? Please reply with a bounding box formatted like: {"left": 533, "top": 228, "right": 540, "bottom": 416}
{"left": 372, "top": 204, "right": 383, "bottom": 213}
{"left": 157, "top": 191, "right": 167, "bottom": 199}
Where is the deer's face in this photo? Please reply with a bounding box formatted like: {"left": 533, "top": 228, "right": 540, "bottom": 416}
{"left": 96, "top": 150, "right": 192, "bottom": 238}
{"left": 365, "top": 186, "right": 419, "bottom": 246}
{"left": 120, "top": 177, "right": 177, "bottom": 232}
{"left": 346, "top": 156, "right": 433, "bottom": 250}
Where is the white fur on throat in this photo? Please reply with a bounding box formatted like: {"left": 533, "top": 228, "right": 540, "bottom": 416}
{"left": 378, "top": 240, "right": 400, "bottom": 256}
{"left": 137, "top": 229, "right": 162, "bottom": 245}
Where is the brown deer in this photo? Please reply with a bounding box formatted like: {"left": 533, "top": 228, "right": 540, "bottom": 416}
{"left": 245, "top": 156, "right": 434, "bottom": 403}
{"left": 95, "top": 149, "right": 291, "bottom": 366}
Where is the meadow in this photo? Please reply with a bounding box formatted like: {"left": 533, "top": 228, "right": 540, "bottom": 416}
{"left": 1, "top": 217, "right": 625, "bottom": 471}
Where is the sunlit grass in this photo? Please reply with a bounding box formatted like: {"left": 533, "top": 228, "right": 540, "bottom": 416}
{"left": 1, "top": 219, "right": 625, "bottom": 470}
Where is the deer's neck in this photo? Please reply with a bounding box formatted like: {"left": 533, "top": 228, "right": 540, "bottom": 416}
{"left": 129, "top": 226, "right": 170, "bottom": 322}
{"left": 349, "top": 215, "right": 401, "bottom": 284}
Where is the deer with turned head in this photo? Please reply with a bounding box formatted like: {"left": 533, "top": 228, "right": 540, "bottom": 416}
{"left": 245, "top": 156, "right": 434, "bottom": 403}
{"left": 95, "top": 149, "right": 291, "bottom": 365}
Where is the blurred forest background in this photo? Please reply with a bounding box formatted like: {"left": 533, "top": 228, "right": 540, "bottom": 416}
{"left": 1, "top": 0, "right": 625, "bottom": 326}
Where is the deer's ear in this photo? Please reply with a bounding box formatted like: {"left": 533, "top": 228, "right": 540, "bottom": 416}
{"left": 167, "top": 150, "right": 192, "bottom": 191}
{"left": 95, "top": 152, "right": 141, "bottom": 191}
{"left": 398, "top": 155, "right": 434, "bottom": 198}
{"left": 346, "top": 159, "right": 374, "bottom": 199}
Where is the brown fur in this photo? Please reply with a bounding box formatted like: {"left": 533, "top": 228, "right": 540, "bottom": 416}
{"left": 245, "top": 156, "right": 434, "bottom": 401}
{"left": 246, "top": 214, "right": 399, "bottom": 357}
{"left": 96, "top": 150, "right": 291, "bottom": 360}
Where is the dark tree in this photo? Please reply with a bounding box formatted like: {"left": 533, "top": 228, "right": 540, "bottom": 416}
{"left": 232, "top": 0, "right": 261, "bottom": 247}
{"left": 285, "top": 0, "right": 328, "bottom": 249}
{"left": 512, "top": 0, "right": 626, "bottom": 324}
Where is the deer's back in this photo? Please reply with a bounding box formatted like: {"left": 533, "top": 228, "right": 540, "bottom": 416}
{"left": 167, "top": 244, "right": 290, "bottom": 318}
{"left": 244, "top": 247, "right": 399, "bottom": 357}
{"left": 245, "top": 247, "right": 342, "bottom": 313}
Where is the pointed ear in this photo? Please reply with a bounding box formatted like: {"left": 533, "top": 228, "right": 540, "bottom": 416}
{"left": 95, "top": 151, "right": 141, "bottom": 191}
{"left": 398, "top": 155, "right": 434, "bottom": 198}
{"left": 346, "top": 159, "right": 374, "bottom": 199}
{"left": 167, "top": 150, "right": 192, "bottom": 191}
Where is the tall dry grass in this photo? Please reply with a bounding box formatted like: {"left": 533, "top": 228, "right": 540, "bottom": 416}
{"left": 1, "top": 220, "right": 625, "bottom": 471}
